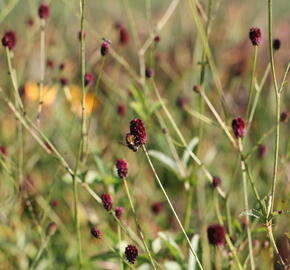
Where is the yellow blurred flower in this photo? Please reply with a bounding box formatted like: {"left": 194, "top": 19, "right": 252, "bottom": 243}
{"left": 67, "top": 84, "right": 101, "bottom": 117}
{"left": 24, "top": 82, "right": 57, "bottom": 106}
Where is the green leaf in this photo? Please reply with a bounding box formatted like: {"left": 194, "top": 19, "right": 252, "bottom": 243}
{"left": 187, "top": 234, "right": 200, "bottom": 270}
{"left": 158, "top": 232, "right": 184, "bottom": 262}
{"left": 182, "top": 137, "right": 199, "bottom": 168}
{"left": 148, "top": 150, "right": 179, "bottom": 175}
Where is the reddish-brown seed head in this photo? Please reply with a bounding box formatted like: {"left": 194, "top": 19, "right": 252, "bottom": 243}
{"left": 115, "top": 207, "right": 124, "bottom": 219}
{"left": 119, "top": 27, "right": 129, "bottom": 45}
{"left": 151, "top": 202, "right": 164, "bottom": 215}
{"left": 273, "top": 39, "right": 281, "bottom": 50}
{"left": 125, "top": 244, "right": 138, "bottom": 264}
{"left": 280, "top": 112, "right": 289, "bottom": 123}
{"left": 47, "top": 222, "right": 57, "bottom": 236}
{"left": 207, "top": 224, "right": 225, "bottom": 246}
{"left": 212, "top": 177, "right": 221, "bottom": 188}
{"left": 2, "top": 31, "right": 16, "bottom": 50}
{"left": 84, "top": 73, "right": 94, "bottom": 87}
{"left": 101, "top": 41, "right": 110, "bottom": 56}
{"left": 38, "top": 4, "right": 50, "bottom": 20}
{"left": 60, "top": 77, "right": 68, "bottom": 86}
{"left": 249, "top": 27, "right": 261, "bottom": 46}
{"left": 117, "top": 104, "right": 126, "bottom": 116}
{"left": 91, "top": 227, "right": 102, "bottom": 239}
{"left": 232, "top": 117, "right": 246, "bottom": 138}
{"left": 258, "top": 144, "right": 267, "bottom": 158}
{"left": 145, "top": 67, "right": 154, "bottom": 78}
{"left": 130, "top": 118, "right": 147, "bottom": 146}
{"left": 154, "top": 35, "right": 160, "bottom": 43}
{"left": 176, "top": 97, "right": 188, "bottom": 109}
{"left": 115, "top": 158, "right": 128, "bottom": 179}
{"left": 101, "top": 193, "right": 113, "bottom": 211}
{"left": 0, "top": 146, "right": 8, "bottom": 156}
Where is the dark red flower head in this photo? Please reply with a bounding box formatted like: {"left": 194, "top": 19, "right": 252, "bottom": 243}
{"left": 176, "top": 97, "right": 188, "bottom": 109}
{"left": 2, "top": 31, "right": 16, "bottom": 50}
{"left": 151, "top": 202, "right": 164, "bottom": 215}
{"left": 47, "top": 222, "right": 57, "bottom": 236}
{"left": 117, "top": 104, "right": 126, "bottom": 116}
{"left": 258, "top": 144, "right": 267, "bottom": 158}
{"left": 192, "top": 84, "right": 201, "bottom": 93}
{"left": 59, "top": 63, "right": 65, "bottom": 70}
{"left": 273, "top": 39, "right": 281, "bottom": 51}
{"left": 101, "top": 193, "right": 113, "bottom": 211}
{"left": 119, "top": 27, "right": 129, "bottom": 45}
{"left": 115, "top": 206, "right": 124, "bottom": 219}
{"left": 46, "top": 59, "right": 54, "bottom": 68}
{"left": 60, "top": 77, "right": 68, "bottom": 86}
{"left": 207, "top": 224, "right": 225, "bottom": 246}
{"left": 125, "top": 244, "right": 138, "bottom": 264}
{"left": 116, "top": 158, "right": 128, "bottom": 179}
{"left": 130, "top": 118, "right": 147, "bottom": 146}
{"left": 145, "top": 67, "right": 154, "bottom": 78}
{"left": 27, "top": 17, "right": 34, "bottom": 27}
{"left": 232, "top": 117, "right": 246, "bottom": 138}
{"left": 249, "top": 27, "right": 261, "bottom": 46}
{"left": 84, "top": 73, "right": 94, "bottom": 87}
{"left": 91, "top": 227, "right": 102, "bottom": 239}
{"left": 212, "top": 177, "right": 221, "bottom": 188}
{"left": 280, "top": 112, "right": 289, "bottom": 123}
{"left": 154, "top": 35, "right": 160, "bottom": 43}
{"left": 101, "top": 41, "right": 110, "bottom": 56}
{"left": 0, "top": 146, "right": 8, "bottom": 156}
{"left": 38, "top": 4, "right": 50, "bottom": 20}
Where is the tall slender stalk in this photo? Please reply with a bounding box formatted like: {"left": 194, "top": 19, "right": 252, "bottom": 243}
{"left": 123, "top": 178, "right": 157, "bottom": 270}
{"left": 142, "top": 145, "right": 204, "bottom": 270}
{"left": 36, "top": 19, "right": 46, "bottom": 125}
{"left": 238, "top": 139, "right": 255, "bottom": 270}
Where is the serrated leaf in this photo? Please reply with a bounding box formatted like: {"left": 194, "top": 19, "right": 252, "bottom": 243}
{"left": 182, "top": 137, "right": 199, "bottom": 168}
{"left": 148, "top": 150, "right": 178, "bottom": 175}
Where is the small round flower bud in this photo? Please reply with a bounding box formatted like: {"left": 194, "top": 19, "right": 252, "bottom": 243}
{"left": 154, "top": 35, "right": 160, "bottom": 43}
{"left": 145, "top": 67, "right": 154, "bottom": 78}
{"left": 115, "top": 207, "right": 124, "bottom": 219}
{"left": 280, "top": 112, "right": 289, "bottom": 123}
{"left": 249, "top": 27, "right": 261, "bottom": 46}
{"left": 151, "top": 202, "right": 164, "bottom": 215}
{"left": 119, "top": 27, "right": 129, "bottom": 45}
{"left": 258, "top": 144, "right": 267, "bottom": 158}
{"left": 46, "top": 59, "right": 54, "bottom": 69}
{"left": 125, "top": 244, "right": 138, "bottom": 264}
{"left": 27, "top": 17, "right": 34, "bottom": 27}
{"left": 47, "top": 222, "right": 57, "bottom": 236}
{"left": 192, "top": 84, "right": 201, "bottom": 93}
{"left": 101, "top": 193, "right": 113, "bottom": 211}
{"left": 84, "top": 73, "right": 94, "bottom": 87}
{"left": 60, "top": 77, "right": 68, "bottom": 86}
{"left": 91, "top": 227, "right": 101, "bottom": 239}
{"left": 207, "top": 224, "right": 225, "bottom": 246}
{"left": 117, "top": 104, "right": 126, "bottom": 116}
{"left": 212, "top": 177, "right": 221, "bottom": 188}
{"left": 38, "top": 4, "right": 50, "bottom": 20}
{"left": 50, "top": 199, "right": 59, "bottom": 208}
{"left": 0, "top": 146, "right": 8, "bottom": 156}
{"left": 232, "top": 117, "right": 246, "bottom": 138}
{"left": 59, "top": 63, "right": 65, "bottom": 70}
{"left": 176, "top": 97, "right": 188, "bottom": 109}
{"left": 2, "top": 31, "right": 16, "bottom": 50}
{"left": 115, "top": 158, "right": 128, "bottom": 179}
{"left": 130, "top": 118, "right": 147, "bottom": 146}
{"left": 101, "top": 41, "right": 110, "bottom": 56}
{"left": 273, "top": 39, "right": 281, "bottom": 51}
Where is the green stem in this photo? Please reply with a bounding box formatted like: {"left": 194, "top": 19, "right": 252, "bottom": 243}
{"left": 29, "top": 235, "right": 51, "bottom": 270}
{"left": 36, "top": 19, "right": 46, "bottom": 125}
{"left": 117, "top": 225, "right": 124, "bottom": 270}
{"left": 142, "top": 145, "right": 204, "bottom": 270}
{"left": 238, "top": 139, "right": 255, "bottom": 270}
{"left": 123, "top": 179, "right": 157, "bottom": 270}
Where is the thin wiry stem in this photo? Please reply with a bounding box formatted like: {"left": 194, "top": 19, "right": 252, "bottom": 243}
{"left": 151, "top": 80, "right": 226, "bottom": 198}
{"left": 71, "top": 0, "right": 86, "bottom": 267}
{"left": 36, "top": 19, "right": 46, "bottom": 125}
{"left": 238, "top": 139, "right": 255, "bottom": 270}
{"left": 123, "top": 178, "right": 157, "bottom": 270}
{"left": 142, "top": 145, "right": 204, "bottom": 270}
